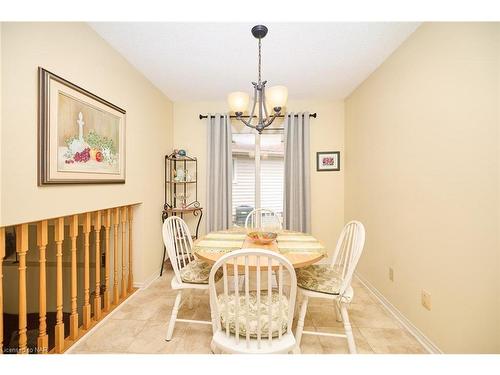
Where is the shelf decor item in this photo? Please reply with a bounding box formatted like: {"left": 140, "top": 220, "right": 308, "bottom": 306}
{"left": 174, "top": 168, "right": 185, "bottom": 182}
{"left": 316, "top": 151, "right": 340, "bottom": 171}
{"left": 38, "top": 67, "right": 126, "bottom": 184}
{"left": 174, "top": 192, "right": 191, "bottom": 209}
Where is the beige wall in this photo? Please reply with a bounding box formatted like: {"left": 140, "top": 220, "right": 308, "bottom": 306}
{"left": 345, "top": 23, "right": 500, "bottom": 353}
{"left": 173, "top": 100, "right": 345, "bottom": 258}
{"left": 0, "top": 23, "right": 174, "bottom": 283}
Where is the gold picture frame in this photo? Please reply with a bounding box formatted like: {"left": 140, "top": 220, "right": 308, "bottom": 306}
{"left": 38, "top": 67, "right": 126, "bottom": 185}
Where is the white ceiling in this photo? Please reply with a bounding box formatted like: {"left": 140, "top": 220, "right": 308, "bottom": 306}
{"left": 90, "top": 22, "right": 420, "bottom": 102}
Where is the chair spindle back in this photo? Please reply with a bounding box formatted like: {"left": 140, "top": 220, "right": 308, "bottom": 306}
{"left": 330, "top": 221, "right": 366, "bottom": 296}
{"left": 162, "top": 216, "right": 195, "bottom": 283}
{"left": 245, "top": 208, "right": 282, "bottom": 231}
{"left": 209, "top": 248, "right": 296, "bottom": 350}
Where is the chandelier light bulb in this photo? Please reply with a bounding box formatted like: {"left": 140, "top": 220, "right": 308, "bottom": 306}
{"left": 227, "top": 91, "right": 250, "bottom": 114}
{"left": 266, "top": 85, "right": 288, "bottom": 110}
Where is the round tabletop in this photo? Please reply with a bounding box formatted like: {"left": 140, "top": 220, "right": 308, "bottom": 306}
{"left": 193, "top": 228, "right": 326, "bottom": 269}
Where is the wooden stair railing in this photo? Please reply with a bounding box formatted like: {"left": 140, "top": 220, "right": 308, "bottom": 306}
{"left": 104, "top": 210, "right": 111, "bottom": 312}
{"left": 16, "top": 224, "right": 29, "bottom": 354}
{"left": 36, "top": 221, "right": 49, "bottom": 353}
{"left": 69, "top": 215, "right": 79, "bottom": 341}
{"left": 0, "top": 204, "right": 137, "bottom": 354}
{"left": 54, "top": 217, "right": 65, "bottom": 353}
{"left": 120, "top": 207, "right": 127, "bottom": 299}
{"left": 93, "top": 211, "right": 102, "bottom": 322}
{"left": 82, "top": 212, "right": 92, "bottom": 331}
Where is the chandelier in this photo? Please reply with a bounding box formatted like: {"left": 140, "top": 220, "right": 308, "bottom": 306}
{"left": 227, "top": 25, "right": 288, "bottom": 134}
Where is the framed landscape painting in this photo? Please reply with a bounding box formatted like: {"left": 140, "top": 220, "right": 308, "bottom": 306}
{"left": 38, "top": 67, "right": 126, "bottom": 185}
{"left": 316, "top": 151, "right": 340, "bottom": 171}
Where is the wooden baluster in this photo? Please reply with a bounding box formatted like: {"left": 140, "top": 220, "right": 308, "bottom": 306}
{"left": 113, "top": 208, "right": 120, "bottom": 304}
{"left": 16, "top": 224, "right": 28, "bottom": 354}
{"left": 0, "top": 227, "right": 5, "bottom": 354}
{"left": 36, "top": 221, "right": 49, "bottom": 353}
{"left": 69, "top": 215, "right": 79, "bottom": 340}
{"left": 121, "top": 207, "right": 127, "bottom": 298}
{"left": 93, "top": 211, "right": 102, "bottom": 320}
{"left": 54, "top": 218, "right": 65, "bottom": 353}
{"left": 82, "top": 213, "right": 92, "bottom": 329}
{"left": 104, "top": 210, "right": 111, "bottom": 311}
{"left": 127, "top": 207, "right": 133, "bottom": 292}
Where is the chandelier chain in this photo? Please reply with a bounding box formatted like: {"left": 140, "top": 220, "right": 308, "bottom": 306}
{"left": 258, "top": 37, "right": 262, "bottom": 84}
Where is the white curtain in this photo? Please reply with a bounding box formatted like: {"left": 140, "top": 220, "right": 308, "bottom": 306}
{"left": 283, "top": 112, "right": 311, "bottom": 233}
{"left": 206, "top": 114, "right": 233, "bottom": 232}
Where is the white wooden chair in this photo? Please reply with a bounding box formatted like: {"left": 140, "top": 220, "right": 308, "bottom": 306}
{"left": 162, "top": 216, "right": 218, "bottom": 341}
{"left": 294, "top": 221, "right": 365, "bottom": 354}
{"left": 245, "top": 208, "right": 282, "bottom": 231}
{"left": 208, "top": 248, "right": 298, "bottom": 354}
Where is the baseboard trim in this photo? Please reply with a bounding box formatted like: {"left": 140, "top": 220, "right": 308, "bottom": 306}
{"left": 354, "top": 272, "right": 442, "bottom": 354}
{"left": 133, "top": 268, "right": 161, "bottom": 289}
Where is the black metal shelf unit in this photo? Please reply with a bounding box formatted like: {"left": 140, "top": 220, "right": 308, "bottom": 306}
{"left": 161, "top": 152, "right": 203, "bottom": 276}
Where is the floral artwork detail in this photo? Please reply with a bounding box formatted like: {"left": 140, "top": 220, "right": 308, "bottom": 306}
{"left": 322, "top": 157, "right": 335, "bottom": 166}
{"left": 316, "top": 151, "right": 340, "bottom": 171}
{"left": 62, "top": 113, "right": 117, "bottom": 167}
{"left": 56, "top": 93, "right": 121, "bottom": 175}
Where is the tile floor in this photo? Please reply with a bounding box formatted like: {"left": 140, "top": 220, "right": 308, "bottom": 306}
{"left": 70, "top": 264, "right": 427, "bottom": 354}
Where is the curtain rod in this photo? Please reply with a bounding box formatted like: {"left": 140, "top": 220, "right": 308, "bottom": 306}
{"left": 199, "top": 113, "right": 317, "bottom": 120}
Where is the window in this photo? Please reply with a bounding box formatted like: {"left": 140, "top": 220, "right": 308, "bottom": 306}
{"left": 231, "top": 131, "right": 284, "bottom": 227}
{"left": 232, "top": 157, "right": 237, "bottom": 183}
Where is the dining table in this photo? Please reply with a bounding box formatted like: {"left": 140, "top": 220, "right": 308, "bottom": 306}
{"left": 193, "top": 227, "right": 327, "bottom": 269}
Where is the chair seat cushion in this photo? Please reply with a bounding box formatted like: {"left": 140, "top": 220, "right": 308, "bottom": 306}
{"left": 296, "top": 264, "right": 342, "bottom": 295}
{"left": 218, "top": 290, "right": 289, "bottom": 338}
{"left": 180, "top": 259, "right": 221, "bottom": 284}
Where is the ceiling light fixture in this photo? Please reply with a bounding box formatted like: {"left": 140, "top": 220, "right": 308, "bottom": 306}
{"left": 227, "top": 25, "right": 288, "bottom": 134}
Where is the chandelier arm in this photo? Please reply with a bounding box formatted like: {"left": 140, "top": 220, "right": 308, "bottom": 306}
{"left": 238, "top": 117, "right": 257, "bottom": 129}
{"left": 248, "top": 85, "right": 258, "bottom": 127}
{"left": 263, "top": 111, "right": 279, "bottom": 128}
{"left": 261, "top": 83, "right": 270, "bottom": 121}
{"left": 257, "top": 87, "right": 264, "bottom": 127}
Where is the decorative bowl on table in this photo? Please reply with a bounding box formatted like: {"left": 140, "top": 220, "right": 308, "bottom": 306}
{"left": 246, "top": 231, "right": 278, "bottom": 245}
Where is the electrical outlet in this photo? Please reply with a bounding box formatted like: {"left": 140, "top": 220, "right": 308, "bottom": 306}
{"left": 389, "top": 267, "right": 394, "bottom": 282}
{"left": 421, "top": 290, "right": 432, "bottom": 311}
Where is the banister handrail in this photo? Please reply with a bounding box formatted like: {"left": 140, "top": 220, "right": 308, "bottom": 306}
{"left": 0, "top": 202, "right": 141, "bottom": 228}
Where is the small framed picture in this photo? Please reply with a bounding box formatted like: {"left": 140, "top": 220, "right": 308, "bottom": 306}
{"left": 316, "top": 151, "right": 340, "bottom": 171}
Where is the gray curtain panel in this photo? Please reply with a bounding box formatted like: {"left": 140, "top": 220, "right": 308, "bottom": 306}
{"left": 283, "top": 112, "right": 311, "bottom": 233}
{"left": 206, "top": 114, "right": 233, "bottom": 232}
